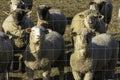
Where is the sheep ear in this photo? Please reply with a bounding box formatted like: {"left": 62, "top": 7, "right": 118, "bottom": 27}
{"left": 71, "top": 32, "right": 77, "bottom": 36}
{"left": 25, "top": 28, "right": 31, "bottom": 33}
{"left": 46, "top": 6, "right": 51, "bottom": 10}
{"left": 3, "top": 35, "right": 10, "bottom": 40}
{"left": 98, "top": 15, "right": 104, "bottom": 19}
{"left": 89, "top": 2, "right": 96, "bottom": 5}
{"left": 79, "top": 14, "right": 84, "bottom": 18}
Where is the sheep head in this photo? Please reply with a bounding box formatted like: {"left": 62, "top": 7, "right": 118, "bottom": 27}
{"left": 89, "top": 2, "right": 99, "bottom": 11}
{"left": 10, "top": 0, "right": 26, "bottom": 11}
{"left": 37, "top": 5, "right": 51, "bottom": 20}
{"left": 25, "top": 26, "right": 49, "bottom": 44}
{"left": 12, "top": 9, "right": 27, "bottom": 25}
{"left": 80, "top": 13, "right": 104, "bottom": 29}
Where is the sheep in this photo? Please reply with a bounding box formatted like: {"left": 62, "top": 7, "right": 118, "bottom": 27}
{"left": 10, "top": 0, "right": 33, "bottom": 11}
{"left": 37, "top": 5, "right": 67, "bottom": 35}
{"left": 2, "top": 9, "right": 34, "bottom": 49}
{"left": 10, "top": 0, "right": 25, "bottom": 12}
{"left": 71, "top": 10, "right": 106, "bottom": 33}
{"left": 2, "top": 9, "right": 34, "bottom": 72}
{"left": 0, "top": 31, "right": 13, "bottom": 80}
{"left": 23, "top": 26, "right": 65, "bottom": 80}
{"left": 70, "top": 28, "right": 119, "bottom": 80}
{"left": 9, "top": 0, "right": 33, "bottom": 17}
{"left": 71, "top": 9, "right": 106, "bottom": 45}
{"left": 89, "top": 0, "right": 113, "bottom": 29}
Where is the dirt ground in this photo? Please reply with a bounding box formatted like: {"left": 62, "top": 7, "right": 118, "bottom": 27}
{"left": 0, "top": 0, "right": 120, "bottom": 80}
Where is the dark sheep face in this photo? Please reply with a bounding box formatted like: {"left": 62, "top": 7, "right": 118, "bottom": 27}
{"left": 37, "top": 5, "right": 51, "bottom": 20}
{"left": 12, "top": 9, "right": 26, "bottom": 25}
{"left": 17, "top": 1, "right": 26, "bottom": 10}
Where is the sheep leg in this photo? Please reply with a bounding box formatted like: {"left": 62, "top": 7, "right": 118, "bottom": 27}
{"left": 105, "top": 60, "right": 116, "bottom": 79}
{"left": 18, "top": 54, "right": 23, "bottom": 71}
{"left": 105, "top": 49, "right": 118, "bottom": 80}
{"left": 42, "top": 70, "right": 50, "bottom": 80}
{"left": 58, "top": 66, "right": 64, "bottom": 80}
{"left": 10, "top": 60, "right": 14, "bottom": 71}
{"left": 58, "top": 59, "right": 65, "bottom": 80}
{"left": 26, "top": 67, "right": 34, "bottom": 80}
{"left": 72, "top": 69, "right": 82, "bottom": 80}
{"left": 105, "top": 23, "right": 108, "bottom": 30}
{"left": 0, "top": 73, "right": 5, "bottom": 80}
{"left": 6, "top": 71, "right": 9, "bottom": 80}
{"left": 84, "top": 71, "right": 93, "bottom": 80}
{"left": 14, "top": 54, "right": 23, "bottom": 72}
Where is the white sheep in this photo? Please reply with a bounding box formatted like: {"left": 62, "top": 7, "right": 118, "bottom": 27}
{"left": 71, "top": 9, "right": 106, "bottom": 33}
{"left": 23, "top": 26, "right": 65, "bottom": 80}
{"left": 70, "top": 28, "right": 119, "bottom": 80}
{"left": 2, "top": 9, "right": 34, "bottom": 72}
{"left": 2, "top": 9, "right": 34, "bottom": 49}
{"left": 0, "top": 31, "right": 13, "bottom": 80}
{"left": 71, "top": 9, "right": 106, "bottom": 45}
{"left": 37, "top": 5, "right": 67, "bottom": 35}
{"left": 89, "top": 0, "right": 113, "bottom": 29}
{"left": 10, "top": 0, "right": 21, "bottom": 12}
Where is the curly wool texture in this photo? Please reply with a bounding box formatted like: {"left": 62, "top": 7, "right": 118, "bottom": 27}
{"left": 71, "top": 9, "right": 106, "bottom": 33}
{"left": 2, "top": 12, "right": 34, "bottom": 48}
{"left": 24, "top": 30, "right": 65, "bottom": 70}
{"left": 70, "top": 32, "right": 119, "bottom": 80}
{"left": 71, "top": 9, "right": 106, "bottom": 45}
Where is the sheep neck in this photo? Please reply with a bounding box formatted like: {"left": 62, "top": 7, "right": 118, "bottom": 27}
{"left": 37, "top": 19, "right": 43, "bottom": 26}
{"left": 74, "top": 37, "right": 88, "bottom": 58}
{"left": 29, "top": 41, "right": 44, "bottom": 60}
{"left": 37, "top": 12, "right": 48, "bottom": 27}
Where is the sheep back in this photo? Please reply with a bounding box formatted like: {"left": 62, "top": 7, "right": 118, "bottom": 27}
{"left": 46, "top": 9, "right": 67, "bottom": 35}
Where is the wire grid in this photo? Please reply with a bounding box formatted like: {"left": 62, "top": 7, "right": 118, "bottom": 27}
{"left": 0, "top": 0, "right": 120, "bottom": 80}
